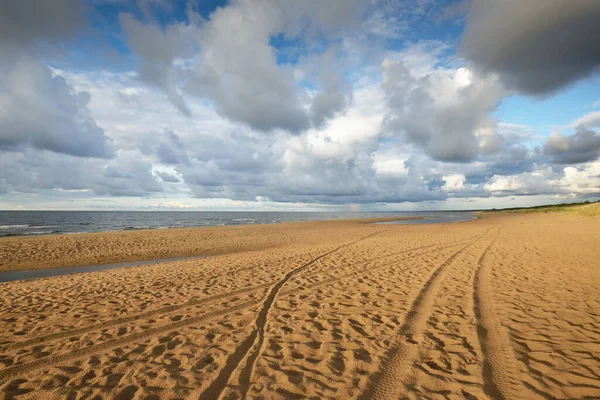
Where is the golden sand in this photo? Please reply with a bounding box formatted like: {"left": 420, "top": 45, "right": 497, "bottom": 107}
{"left": 0, "top": 213, "right": 598, "bottom": 399}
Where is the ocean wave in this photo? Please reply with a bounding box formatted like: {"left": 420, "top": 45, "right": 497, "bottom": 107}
{"left": 0, "top": 230, "right": 64, "bottom": 237}
{"left": 0, "top": 224, "right": 30, "bottom": 229}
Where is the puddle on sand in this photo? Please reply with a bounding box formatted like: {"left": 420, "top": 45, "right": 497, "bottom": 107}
{"left": 0, "top": 255, "right": 206, "bottom": 283}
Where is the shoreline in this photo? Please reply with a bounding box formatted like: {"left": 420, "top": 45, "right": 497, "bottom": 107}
{"left": 0, "top": 216, "right": 482, "bottom": 282}
{"left": 0, "top": 211, "right": 477, "bottom": 238}
{"left": 0, "top": 216, "right": 429, "bottom": 272}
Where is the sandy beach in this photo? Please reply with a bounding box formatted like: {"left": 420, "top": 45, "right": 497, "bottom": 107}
{"left": 0, "top": 213, "right": 599, "bottom": 399}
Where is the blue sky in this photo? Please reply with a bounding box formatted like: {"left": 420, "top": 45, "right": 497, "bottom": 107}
{"left": 0, "top": 0, "right": 599, "bottom": 210}
{"left": 495, "top": 79, "right": 600, "bottom": 129}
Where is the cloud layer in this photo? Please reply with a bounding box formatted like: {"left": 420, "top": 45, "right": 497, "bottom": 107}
{"left": 0, "top": 0, "right": 599, "bottom": 209}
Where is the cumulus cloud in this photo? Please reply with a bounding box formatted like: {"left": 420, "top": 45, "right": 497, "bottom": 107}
{"left": 273, "top": 104, "right": 380, "bottom": 202}
{"left": 0, "top": 58, "right": 112, "bottom": 158}
{"left": 560, "top": 163, "right": 600, "bottom": 195}
{"left": 185, "top": 0, "right": 311, "bottom": 132}
{"left": 0, "top": 148, "right": 164, "bottom": 197}
{"left": 155, "top": 129, "right": 190, "bottom": 165}
{"left": 310, "top": 50, "right": 353, "bottom": 127}
{"left": 485, "top": 162, "right": 600, "bottom": 197}
{"left": 544, "top": 127, "right": 600, "bottom": 164}
{"left": 569, "top": 111, "right": 600, "bottom": 130}
{"left": 119, "top": 13, "right": 194, "bottom": 115}
{"left": 0, "top": 0, "right": 112, "bottom": 158}
{"left": 461, "top": 0, "right": 600, "bottom": 95}
{"left": 382, "top": 46, "right": 504, "bottom": 162}
{"left": 442, "top": 174, "right": 466, "bottom": 192}
{"left": 120, "top": 0, "right": 374, "bottom": 132}
{"left": 92, "top": 150, "right": 163, "bottom": 196}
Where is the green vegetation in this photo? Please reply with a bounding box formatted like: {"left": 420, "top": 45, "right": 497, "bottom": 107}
{"left": 488, "top": 200, "right": 600, "bottom": 217}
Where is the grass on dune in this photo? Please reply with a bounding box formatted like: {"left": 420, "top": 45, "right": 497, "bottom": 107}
{"left": 488, "top": 200, "right": 600, "bottom": 217}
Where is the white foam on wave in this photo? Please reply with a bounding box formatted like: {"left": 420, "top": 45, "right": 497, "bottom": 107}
{"left": 0, "top": 224, "right": 30, "bottom": 229}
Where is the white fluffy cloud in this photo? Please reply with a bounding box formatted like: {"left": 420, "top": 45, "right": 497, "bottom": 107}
{"left": 485, "top": 163, "right": 600, "bottom": 197}
{"left": 382, "top": 43, "right": 504, "bottom": 162}
{"left": 442, "top": 174, "right": 466, "bottom": 192}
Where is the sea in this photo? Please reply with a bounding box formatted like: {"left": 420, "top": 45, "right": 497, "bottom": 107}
{"left": 0, "top": 211, "right": 476, "bottom": 238}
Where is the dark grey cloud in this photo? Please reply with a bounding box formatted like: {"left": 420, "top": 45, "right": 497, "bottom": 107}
{"left": 119, "top": 13, "right": 194, "bottom": 116}
{"left": 461, "top": 0, "right": 600, "bottom": 95}
{"left": 0, "top": 150, "right": 163, "bottom": 197}
{"left": 275, "top": 156, "right": 374, "bottom": 201}
{"left": 544, "top": 127, "right": 600, "bottom": 164}
{"left": 179, "top": 130, "right": 276, "bottom": 200}
{"left": 187, "top": 61, "right": 310, "bottom": 133}
{"left": 0, "top": 0, "right": 85, "bottom": 55}
{"left": 155, "top": 129, "right": 190, "bottom": 165}
{"left": 91, "top": 150, "right": 164, "bottom": 196}
{"left": 0, "top": 151, "right": 89, "bottom": 193}
{"left": 310, "top": 51, "right": 352, "bottom": 127}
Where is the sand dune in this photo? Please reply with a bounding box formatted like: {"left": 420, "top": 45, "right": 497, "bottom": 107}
{"left": 0, "top": 214, "right": 598, "bottom": 399}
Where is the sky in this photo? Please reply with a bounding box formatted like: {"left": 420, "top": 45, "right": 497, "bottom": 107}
{"left": 0, "top": 0, "right": 599, "bottom": 211}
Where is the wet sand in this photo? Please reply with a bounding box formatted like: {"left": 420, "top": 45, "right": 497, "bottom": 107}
{"left": 0, "top": 213, "right": 599, "bottom": 399}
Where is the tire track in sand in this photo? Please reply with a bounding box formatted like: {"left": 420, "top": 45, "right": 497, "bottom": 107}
{"left": 0, "top": 282, "right": 273, "bottom": 352}
{"left": 473, "top": 230, "right": 526, "bottom": 399}
{"left": 198, "top": 230, "right": 388, "bottom": 400}
{"left": 0, "top": 298, "right": 263, "bottom": 381}
{"left": 0, "top": 242, "right": 470, "bottom": 383}
{"left": 297, "top": 240, "right": 470, "bottom": 293}
{"left": 0, "top": 234, "right": 479, "bottom": 382}
{"left": 359, "top": 237, "right": 481, "bottom": 400}
{"left": 1, "top": 236, "right": 473, "bottom": 353}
